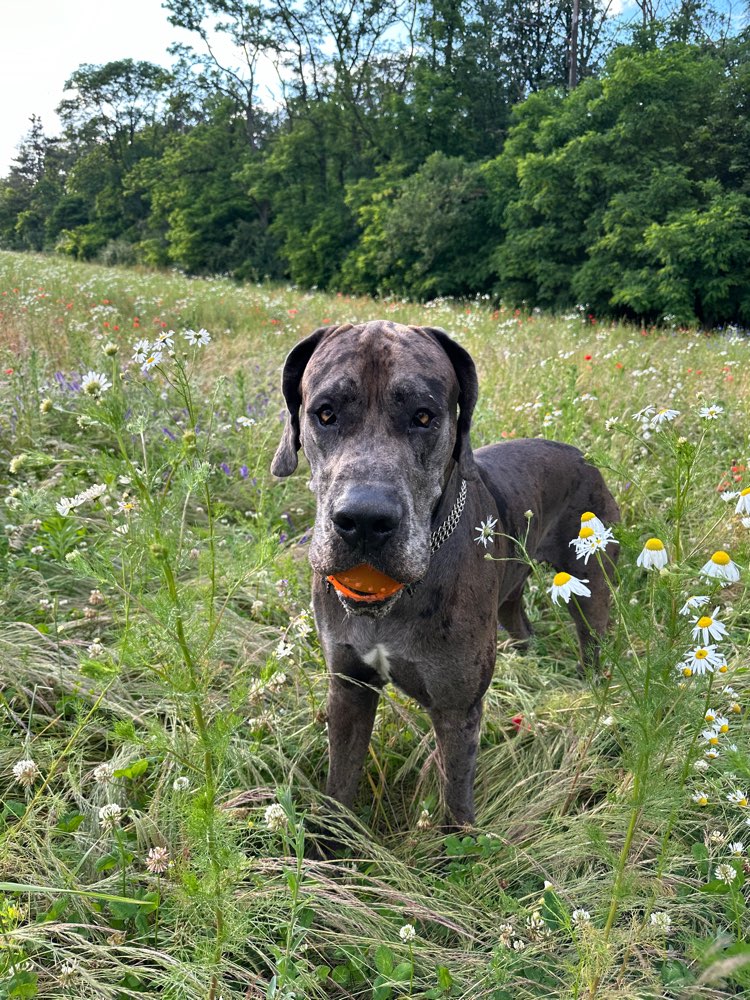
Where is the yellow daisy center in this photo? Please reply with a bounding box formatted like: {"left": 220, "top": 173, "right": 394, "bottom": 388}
{"left": 705, "top": 712, "right": 716, "bottom": 722}
{"left": 719, "top": 664, "right": 728, "bottom": 673}
{"left": 711, "top": 550, "right": 731, "bottom": 565}
{"left": 741, "top": 487, "right": 750, "bottom": 496}
{"left": 697, "top": 795, "right": 708, "bottom": 805}
{"left": 708, "top": 735, "right": 719, "bottom": 745}
{"left": 579, "top": 527, "right": 594, "bottom": 539}
{"left": 645, "top": 538, "right": 664, "bottom": 551}
{"left": 719, "top": 723, "right": 729, "bottom": 733}
{"left": 739, "top": 798, "right": 748, "bottom": 807}
{"left": 581, "top": 512, "right": 595, "bottom": 522}
{"left": 682, "top": 667, "right": 692, "bottom": 677}
{"left": 697, "top": 616, "right": 713, "bottom": 628}
{"left": 553, "top": 572, "right": 571, "bottom": 586}
{"left": 695, "top": 649, "right": 708, "bottom": 659}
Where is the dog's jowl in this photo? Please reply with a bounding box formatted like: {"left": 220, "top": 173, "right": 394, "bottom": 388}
{"left": 272, "top": 321, "right": 619, "bottom": 827}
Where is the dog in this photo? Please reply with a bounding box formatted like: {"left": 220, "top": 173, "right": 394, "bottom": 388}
{"left": 272, "top": 321, "right": 619, "bottom": 827}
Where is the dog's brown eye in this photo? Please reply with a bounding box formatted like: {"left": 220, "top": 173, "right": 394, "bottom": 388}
{"left": 317, "top": 406, "right": 336, "bottom": 426}
{"left": 412, "top": 409, "right": 433, "bottom": 428}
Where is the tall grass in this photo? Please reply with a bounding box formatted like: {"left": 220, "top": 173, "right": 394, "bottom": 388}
{"left": 0, "top": 251, "right": 749, "bottom": 998}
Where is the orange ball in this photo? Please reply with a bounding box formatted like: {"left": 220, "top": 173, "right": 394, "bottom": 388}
{"left": 327, "top": 563, "right": 404, "bottom": 602}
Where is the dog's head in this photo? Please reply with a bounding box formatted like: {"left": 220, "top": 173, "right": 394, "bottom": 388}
{"left": 271, "top": 321, "right": 478, "bottom": 604}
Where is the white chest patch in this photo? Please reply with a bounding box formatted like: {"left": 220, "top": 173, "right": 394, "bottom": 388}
{"left": 362, "top": 644, "right": 392, "bottom": 683}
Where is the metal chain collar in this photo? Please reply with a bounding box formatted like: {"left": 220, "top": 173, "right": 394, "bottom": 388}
{"left": 430, "top": 478, "right": 467, "bottom": 554}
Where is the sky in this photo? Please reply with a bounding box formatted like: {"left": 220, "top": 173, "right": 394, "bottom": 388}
{"left": 0, "top": 0, "right": 199, "bottom": 172}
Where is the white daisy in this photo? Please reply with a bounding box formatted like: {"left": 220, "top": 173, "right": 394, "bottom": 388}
{"left": 649, "top": 408, "right": 679, "bottom": 429}
{"left": 81, "top": 371, "right": 113, "bottom": 398}
{"left": 690, "top": 607, "right": 728, "bottom": 644}
{"left": 571, "top": 908, "right": 591, "bottom": 925}
{"left": 132, "top": 339, "right": 151, "bottom": 363}
{"left": 548, "top": 571, "right": 591, "bottom": 605}
{"left": 636, "top": 537, "right": 668, "bottom": 570}
{"left": 701, "top": 728, "right": 721, "bottom": 747}
{"left": 570, "top": 525, "right": 618, "bottom": 564}
{"left": 679, "top": 595, "right": 709, "bottom": 616}
{"left": 154, "top": 329, "right": 175, "bottom": 348}
{"left": 692, "top": 790, "right": 709, "bottom": 805}
{"left": 699, "top": 404, "right": 724, "bottom": 420}
{"left": 142, "top": 350, "right": 163, "bottom": 371}
{"left": 729, "top": 841, "right": 745, "bottom": 855}
{"left": 184, "top": 328, "right": 212, "bottom": 347}
{"left": 735, "top": 488, "right": 750, "bottom": 516}
{"left": 580, "top": 511, "right": 606, "bottom": 534}
{"left": 474, "top": 516, "right": 498, "bottom": 548}
{"left": 679, "top": 644, "right": 724, "bottom": 676}
{"left": 727, "top": 789, "right": 749, "bottom": 808}
{"left": 700, "top": 550, "right": 740, "bottom": 585}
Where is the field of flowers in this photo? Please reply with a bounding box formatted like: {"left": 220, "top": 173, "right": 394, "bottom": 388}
{"left": 0, "top": 250, "right": 749, "bottom": 999}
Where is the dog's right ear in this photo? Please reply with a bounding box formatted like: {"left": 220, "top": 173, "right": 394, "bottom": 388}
{"left": 271, "top": 326, "right": 335, "bottom": 477}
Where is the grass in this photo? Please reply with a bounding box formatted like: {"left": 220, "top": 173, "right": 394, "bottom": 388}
{"left": 0, "top": 249, "right": 749, "bottom": 999}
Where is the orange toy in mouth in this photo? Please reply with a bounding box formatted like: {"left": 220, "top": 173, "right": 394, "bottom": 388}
{"left": 327, "top": 564, "right": 405, "bottom": 603}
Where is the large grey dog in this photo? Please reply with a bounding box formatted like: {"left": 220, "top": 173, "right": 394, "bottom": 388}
{"left": 272, "top": 321, "right": 619, "bottom": 827}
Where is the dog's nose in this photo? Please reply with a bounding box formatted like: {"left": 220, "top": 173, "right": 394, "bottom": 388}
{"left": 331, "top": 488, "right": 402, "bottom": 551}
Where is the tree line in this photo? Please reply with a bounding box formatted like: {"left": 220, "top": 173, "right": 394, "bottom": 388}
{"left": 1, "top": 0, "right": 748, "bottom": 326}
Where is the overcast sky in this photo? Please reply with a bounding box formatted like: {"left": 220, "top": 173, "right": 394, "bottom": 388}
{"left": 0, "top": 0, "right": 197, "bottom": 171}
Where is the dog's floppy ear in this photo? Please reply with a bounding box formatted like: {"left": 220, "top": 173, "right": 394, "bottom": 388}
{"left": 417, "top": 326, "right": 480, "bottom": 481}
{"left": 271, "top": 325, "right": 335, "bottom": 477}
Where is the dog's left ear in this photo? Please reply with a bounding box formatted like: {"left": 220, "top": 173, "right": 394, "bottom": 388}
{"left": 417, "top": 326, "right": 480, "bottom": 481}
{"left": 271, "top": 325, "right": 337, "bottom": 477}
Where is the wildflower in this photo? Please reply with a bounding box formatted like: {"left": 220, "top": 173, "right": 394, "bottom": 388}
{"left": 650, "top": 911, "right": 672, "bottom": 933}
{"left": 699, "top": 550, "right": 741, "bottom": 585}
{"left": 474, "top": 516, "right": 498, "bottom": 547}
{"left": 512, "top": 938, "right": 526, "bottom": 951}
{"left": 145, "top": 846, "right": 171, "bottom": 873}
{"left": 117, "top": 498, "right": 139, "bottom": 514}
{"left": 416, "top": 808, "right": 431, "bottom": 830}
{"left": 692, "top": 791, "right": 709, "bottom": 806}
{"left": 727, "top": 789, "right": 749, "bottom": 808}
{"left": 721, "top": 491, "right": 740, "bottom": 503}
{"left": 680, "top": 645, "right": 724, "bottom": 676}
{"left": 716, "top": 862, "right": 737, "bottom": 885}
{"left": 714, "top": 715, "right": 730, "bottom": 734}
{"left": 59, "top": 960, "right": 79, "bottom": 984}
{"left": 691, "top": 607, "right": 728, "bottom": 644}
{"left": 705, "top": 708, "right": 718, "bottom": 724}
{"left": 708, "top": 830, "right": 726, "bottom": 844}
{"left": 103, "top": 341, "right": 119, "bottom": 356}
{"left": 142, "top": 350, "right": 162, "bottom": 371}
{"left": 89, "top": 589, "right": 104, "bottom": 605}
{"left": 570, "top": 524, "right": 618, "bottom": 564}
{"left": 633, "top": 405, "right": 655, "bottom": 422}
{"left": 132, "top": 339, "right": 151, "bottom": 363}
{"left": 728, "top": 700, "right": 742, "bottom": 715}
{"left": 80, "top": 483, "right": 107, "bottom": 502}
{"left": 154, "top": 330, "right": 174, "bottom": 349}
{"left": 650, "top": 408, "right": 680, "bottom": 428}
{"left": 184, "top": 328, "right": 212, "bottom": 347}
{"left": 9, "top": 454, "right": 26, "bottom": 473}
{"left": 264, "top": 802, "right": 287, "bottom": 832}
{"left": 275, "top": 639, "right": 293, "bottom": 660}
{"left": 736, "top": 488, "right": 750, "bottom": 516}
{"left": 571, "top": 908, "right": 591, "bottom": 925}
{"left": 680, "top": 595, "right": 709, "bottom": 616}
{"left": 93, "top": 762, "right": 113, "bottom": 784}
{"left": 98, "top": 803, "right": 123, "bottom": 828}
{"left": 499, "top": 923, "right": 514, "bottom": 943}
{"left": 30, "top": 545, "right": 44, "bottom": 555}
{"left": 699, "top": 404, "right": 724, "bottom": 420}
{"left": 399, "top": 923, "right": 417, "bottom": 942}
{"left": 693, "top": 759, "right": 709, "bottom": 772}
{"left": 548, "top": 571, "right": 591, "bottom": 604}
{"left": 636, "top": 538, "right": 668, "bottom": 570}
{"left": 704, "top": 747, "right": 720, "bottom": 760}
{"left": 39, "top": 397, "right": 53, "bottom": 413}
{"left": 12, "top": 757, "right": 40, "bottom": 787}
{"left": 88, "top": 638, "right": 105, "bottom": 658}
{"left": 728, "top": 841, "right": 744, "bottom": 855}
{"left": 81, "top": 371, "right": 112, "bottom": 397}
{"left": 701, "top": 728, "right": 721, "bottom": 747}
{"left": 173, "top": 776, "right": 190, "bottom": 792}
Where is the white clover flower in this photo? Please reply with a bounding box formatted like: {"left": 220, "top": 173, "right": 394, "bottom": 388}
{"left": 416, "top": 808, "right": 431, "bottom": 830}
{"left": 708, "top": 830, "right": 726, "bottom": 844}
{"left": 691, "top": 607, "right": 728, "bottom": 644}
{"left": 173, "top": 776, "right": 190, "bottom": 792}
{"left": 512, "top": 938, "right": 526, "bottom": 951}
{"left": 145, "top": 845, "right": 171, "bottom": 873}
{"left": 736, "top": 488, "right": 750, "bottom": 516}
{"left": 93, "top": 762, "right": 113, "bottom": 784}
{"left": 636, "top": 537, "right": 668, "bottom": 570}
{"left": 699, "top": 404, "right": 724, "bottom": 420}
{"left": 13, "top": 757, "right": 40, "bottom": 787}
{"left": 548, "top": 571, "right": 591, "bottom": 605}
{"left": 88, "top": 638, "right": 105, "bottom": 658}
{"left": 727, "top": 789, "right": 749, "bottom": 808}
{"left": 474, "top": 516, "right": 498, "bottom": 548}
{"left": 264, "top": 802, "right": 287, "bottom": 832}
{"left": 81, "top": 371, "right": 113, "bottom": 397}
{"left": 700, "top": 550, "right": 741, "bottom": 586}
{"left": 571, "top": 908, "right": 591, "bottom": 925}
{"left": 98, "top": 803, "right": 123, "bottom": 828}
{"left": 679, "top": 595, "right": 710, "bottom": 616}
{"left": 693, "top": 759, "right": 709, "bottom": 772}
{"left": 716, "top": 862, "right": 737, "bottom": 884}
{"left": 58, "top": 959, "right": 79, "bottom": 984}
{"left": 650, "top": 911, "right": 672, "bottom": 932}
{"left": 399, "top": 923, "right": 417, "bottom": 942}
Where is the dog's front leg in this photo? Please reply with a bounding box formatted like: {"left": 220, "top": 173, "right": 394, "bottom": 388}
{"left": 429, "top": 699, "right": 483, "bottom": 827}
{"left": 325, "top": 674, "right": 380, "bottom": 809}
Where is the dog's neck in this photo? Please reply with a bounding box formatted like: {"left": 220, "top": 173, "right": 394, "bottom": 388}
{"left": 430, "top": 461, "right": 464, "bottom": 545}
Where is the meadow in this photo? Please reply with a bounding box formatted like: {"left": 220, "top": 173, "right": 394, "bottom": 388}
{"left": 0, "top": 249, "right": 749, "bottom": 999}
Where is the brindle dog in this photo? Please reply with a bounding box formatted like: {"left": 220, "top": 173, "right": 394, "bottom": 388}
{"left": 272, "top": 321, "right": 619, "bottom": 826}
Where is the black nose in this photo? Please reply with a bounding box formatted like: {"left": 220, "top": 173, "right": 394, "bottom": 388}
{"left": 331, "top": 487, "right": 402, "bottom": 551}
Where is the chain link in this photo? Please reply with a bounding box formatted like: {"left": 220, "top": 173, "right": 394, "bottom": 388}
{"left": 430, "top": 478, "right": 467, "bottom": 554}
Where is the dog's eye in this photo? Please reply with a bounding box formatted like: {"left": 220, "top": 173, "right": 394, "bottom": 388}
{"left": 317, "top": 406, "right": 336, "bottom": 426}
{"left": 412, "top": 409, "right": 433, "bottom": 428}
